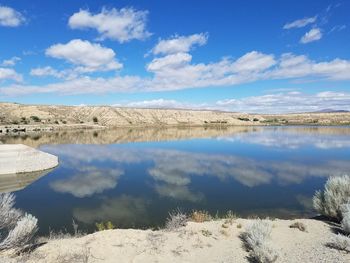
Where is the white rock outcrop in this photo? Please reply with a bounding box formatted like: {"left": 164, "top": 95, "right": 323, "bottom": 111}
{"left": 0, "top": 144, "right": 58, "bottom": 175}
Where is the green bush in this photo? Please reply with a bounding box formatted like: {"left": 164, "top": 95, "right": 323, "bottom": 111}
{"left": 30, "top": 116, "right": 41, "bottom": 122}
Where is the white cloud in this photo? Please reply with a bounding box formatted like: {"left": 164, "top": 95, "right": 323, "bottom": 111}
{"left": 2, "top": 38, "right": 350, "bottom": 97}
{"left": 50, "top": 167, "right": 123, "bottom": 198}
{"left": 0, "top": 68, "right": 22, "bottom": 82}
{"left": 216, "top": 91, "right": 350, "bottom": 113}
{"left": 147, "top": 52, "right": 192, "bottom": 72}
{"left": 30, "top": 66, "right": 63, "bottom": 78}
{"left": 118, "top": 99, "right": 187, "bottom": 109}
{"left": 0, "top": 5, "right": 25, "bottom": 27}
{"left": 1, "top": 56, "right": 21, "bottom": 67}
{"left": 283, "top": 16, "right": 317, "bottom": 29}
{"left": 45, "top": 39, "right": 122, "bottom": 73}
{"left": 329, "top": 25, "right": 346, "bottom": 33}
{"left": 300, "top": 28, "right": 322, "bottom": 43}
{"left": 68, "top": 7, "right": 151, "bottom": 42}
{"left": 219, "top": 127, "right": 350, "bottom": 149}
{"left": 112, "top": 90, "right": 350, "bottom": 114}
{"left": 231, "top": 51, "right": 276, "bottom": 72}
{"left": 151, "top": 33, "right": 208, "bottom": 55}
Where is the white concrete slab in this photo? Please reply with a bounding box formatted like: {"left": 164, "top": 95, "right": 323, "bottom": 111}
{"left": 0, "top": 144, "right": 58, "bottom": 175}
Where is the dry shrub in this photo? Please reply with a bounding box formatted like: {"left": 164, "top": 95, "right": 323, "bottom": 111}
{"left": 190, "top": 210, "right": 211, "bottom": 223}
{"left": 313, "top": 175, "right": 350, "bottom": 221}
{"left": 328, "top": 233, "right": 350, "bottom": 253}
{"left": 241, "top": 219, "right": 278, "bottom": 263}
{"left": 0, "top": 193, "right": 38, "bottom": 251}
{"left": 341, "top": 203, "right": 350, "bottom": 234}
{"left": 165, "top": 209, "right": 187, "bottom": 231}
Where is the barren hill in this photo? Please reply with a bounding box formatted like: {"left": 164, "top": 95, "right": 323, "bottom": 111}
{"left": 1, "top": 103, "right": 350, "bottom": 128}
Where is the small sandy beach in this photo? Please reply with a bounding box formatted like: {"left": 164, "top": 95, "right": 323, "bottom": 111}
{"left": 4, "top": 218, "right": 346, "bottom": 263}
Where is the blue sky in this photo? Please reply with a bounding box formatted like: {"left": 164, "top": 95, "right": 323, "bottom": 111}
{"left": 0, "top": 0, "right": 349, "bottom": 113}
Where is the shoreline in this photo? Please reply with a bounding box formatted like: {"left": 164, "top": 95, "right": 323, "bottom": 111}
{"left": 3, "top": 218, "right": 348, "bottom": 263}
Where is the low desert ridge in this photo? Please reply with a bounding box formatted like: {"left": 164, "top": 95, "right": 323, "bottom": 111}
{"left": 1, "top": 103, "right": 350, "bottom": 131}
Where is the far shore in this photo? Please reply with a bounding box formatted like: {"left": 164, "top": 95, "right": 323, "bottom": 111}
{"left": 1, "top": 103, "right": 350, "bottom": 136}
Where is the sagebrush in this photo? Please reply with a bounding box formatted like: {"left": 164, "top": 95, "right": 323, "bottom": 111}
{"left": 0, "top": 193, "right": 38, "bottom": 251}
{"left": 165, "top": 209, "right": 187, "bottom": 231}
{"left": 313, "top": 175, "right": 350, "bottom": 220}
{"left": 241, "top": 219, "right": 278, "bottom": 263}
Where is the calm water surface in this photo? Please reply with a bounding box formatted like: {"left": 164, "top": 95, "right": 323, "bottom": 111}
{"left": 1, "top": 126, "right": 350, "bottom": 234}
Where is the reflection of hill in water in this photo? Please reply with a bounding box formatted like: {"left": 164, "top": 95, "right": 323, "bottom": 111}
{"left": 0, "top": 169, "right": 52, "bottom": 193}
{"left": 0, "top": 126, "right": 261, "bottom": 147}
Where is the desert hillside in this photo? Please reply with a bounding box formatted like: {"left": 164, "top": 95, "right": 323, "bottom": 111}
{"left": 1, "top": 102, "right": 350, "bottom": 128}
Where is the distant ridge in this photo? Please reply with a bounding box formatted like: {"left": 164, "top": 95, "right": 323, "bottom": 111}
{"left": 312, "top": 109, "right": 349, "bottom": 113}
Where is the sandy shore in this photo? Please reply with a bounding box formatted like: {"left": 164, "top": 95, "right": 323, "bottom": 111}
{"left": 3, "top": 218, "right": 346, "bottom": 263}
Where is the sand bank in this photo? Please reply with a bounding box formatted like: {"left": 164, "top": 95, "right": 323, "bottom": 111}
{"left": 0, "top": 144, "right": 58, "bottom": 175}
{"left": 9, "top": 219, "right": 348, "bottom": 263}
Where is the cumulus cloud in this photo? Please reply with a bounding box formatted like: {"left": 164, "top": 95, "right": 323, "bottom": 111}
{"left": 50, "top": 167, "right": 123, "bottom": 198}
{"left": 0, "top": 68, "right": 22, "bottom": 82}
{"left": 1, "top": 56, "right": 20, "bottom": 67}
{"left": 2, "top": 34, "right": 350, "bottom": 97}
{"left": 30, "top": 66, "right": 64, "bottom": 79}
{"left": 300, "top": 28, "right": 322, "bottom": 43}
{"left": 151, "top": 33, "right": 208, "bottom": 55}
{"left": 216, "top": 91, "right": 350, "bottom": 113}
{"left": 0, "top": 5, "right": 25, "bottom": 27}
{"left": 68, "top": 7, "right": 151, "bottom": 42}
{"left": 117, "top": 99, "right": 188, "bottom": 109}
{"left": 43, "top": 144, "right": 350, "bottom": 189}
{"left": 45, "top": 39, "right": 122, "bottom": 73}
{"left": 283, "top": 16, "right": 317, "bottom": 29}
{"left": 218, "top": 127, "right": 350, "bottom": 149}
{"left": 112, "top": 90, "right": 350, "bottom": 113}
{"left": 73, "top": 195, "right": 150, "bottom": 226}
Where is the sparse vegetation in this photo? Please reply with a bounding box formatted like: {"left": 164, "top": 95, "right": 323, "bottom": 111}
{"left": 190, "top": 210, "right": 211, "bottom": 223}
{"left": 30, "top": 116, "right": 41, "bottom": 122}
{"left": 95, "top": 221, "right": 115, "bottom": 231}
{"left": 341, "top": 203, "right": 350, "bottom": 234}
{"left": 165, "top": 209, "right": 187, "bottom": 231}
{"left": 241, "top": 219, "right": 279, "bottom": 263}
{"left": 238, "top": 117, "right": 250, "bottom": 121}
{"left": 0, "top": 193, "right": 38, "bottom": 251}
{"left": 313, "top": 175, "right": 350, "bottom": 221}
{"left": 92, "top": 116, "right": 98, "bottom": 123}
{"left": 328, "top": 233, "right": 350, "bottom": 252}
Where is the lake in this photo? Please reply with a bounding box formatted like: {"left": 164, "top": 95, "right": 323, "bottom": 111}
{"left": 1, "top": 126, "right": 350, "bottom": 234}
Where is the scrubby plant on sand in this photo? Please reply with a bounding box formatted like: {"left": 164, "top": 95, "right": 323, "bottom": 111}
{"left": 0, "top": 193, "right": 38, "bottom": 251}
{"left": 165, "top": 209, "right": 187, "bottom": 231}
{"left": 313, "top": 175, "right": 350, "bottom": 221}
{"left": 329, "top": 203, "right": 350, "bottom": 252}
{"left": 190, "top": 210, "right": 212, "bottom": 223}
{"left": 241, "top": 219, "right": 278, "bottom": 263}
{"left": 329, "top": 233, "right": 350, "bottom": 253}
{"left": 314, "top": 176, "right": 350, "bottom": 252}
{"left": 95, "top": 221, "right": 115, "bottom": 231}
{"left": 341, "top": 203, "right": 350, "bottom": 234}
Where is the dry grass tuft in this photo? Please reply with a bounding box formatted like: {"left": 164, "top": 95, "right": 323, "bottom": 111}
{"left": 190, "top": 210, "right": 212, "bottom": 223}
